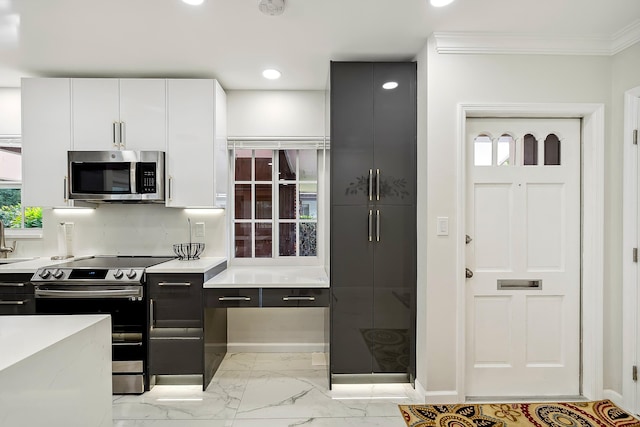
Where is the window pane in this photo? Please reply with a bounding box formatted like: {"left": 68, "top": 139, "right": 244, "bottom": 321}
{"left": 524, "top": 134, "right": 538, "bottom": 166}
{"left": 279, "top": 150, "right": 296, "bottom": 180}
{"left": 234, "top": 184, "right": 252, "bottom": 219}
{"left": 300, "top": 222, "right": 317, "bottom": 257}
{"left": 255, "top": 184, "right": 272, "bottom": 219}
{"left": 544, "top": 134, "right": 561, "bottom": 165}
{"left": 235, "top": 149, "right": 252, "bottom": 181}
{"left": 255, "top": 223, "right": 272, "bottom": 257}
{"left": 497, "top": 134, "right": 514, "bottom": 166}
{"left": 255, "top": 150, "right": 272, "bottom": 181}
{"left": 299, "top": 183, "right": 317, "bottom": 219}
{"left": 279, "top": 183, "right": 296, "bottom": 219}
{"left": 474, "top": 135, "right": 492, "bottom": 166}
{"left": 235, "top": 223, "right": 252, "bottom": 258}
{"left": 299, "top": 150, "right": 318, "bottom": 181}
{"left": 0, "top": 188, "right": 21, "bottom": 228}
{"left": 23, "top": 207, "right": 43, "bottom": 228}
{"left": 279, "top": 223, "right": 296, "bottom": 256}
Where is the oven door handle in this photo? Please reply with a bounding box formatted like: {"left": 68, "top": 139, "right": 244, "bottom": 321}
{"left": 35, "top": 289, "right": 142, "bottom": 298}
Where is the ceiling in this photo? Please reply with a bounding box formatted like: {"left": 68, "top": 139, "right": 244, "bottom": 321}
{"left": 0, "top": 0, "right": 639, "bottom": 90}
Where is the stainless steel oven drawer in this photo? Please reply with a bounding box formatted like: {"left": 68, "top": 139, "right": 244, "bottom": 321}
{"left": 112, "top": 374, "right": 145, "bottom": 394}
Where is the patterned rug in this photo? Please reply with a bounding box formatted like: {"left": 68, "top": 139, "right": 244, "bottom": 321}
{"left": 398, "top": 400, "right": 640, "bottom": 427}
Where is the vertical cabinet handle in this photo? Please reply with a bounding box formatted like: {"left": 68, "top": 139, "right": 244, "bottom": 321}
{"left": 112, "top": 121, "right": 118, "bottom": 147}
{"left": 376, "top": 209, "right": 380, "bottom": 242}
{"left": 168, "top": 176, "right": 173, "bottom": 201}
{"left": 368, "top": 169, "right": 373, "bottom": 201}
{"left": 376, "top": 169, "right": 380, "bottom": 201}
{"left": 368, "top": 209, "right": 373, "bottom": 242}
{"left": 63, "top": 176, "right": 68, "bottom": 202}
{"left": 149, "top": 298, "right": 155, "bottom": 329}
{"left": 119, "top": 121, "right": 125, "bottom": 149}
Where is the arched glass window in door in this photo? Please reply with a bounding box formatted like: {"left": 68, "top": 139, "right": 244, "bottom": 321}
{"left": 523, "top": 133, "right": 538, "bottom": 166}
{"left": 474, "top": 134, "right": 492, "bottom": 166}
{"left": 544, "top": 134, "right": 561, "bottom": 165}
{"left": 497, "top": 134, "right": 515, "bottom": 166}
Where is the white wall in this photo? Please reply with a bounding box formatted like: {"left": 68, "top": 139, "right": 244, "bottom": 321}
{"left": 0, "top": 87, "right": 21, "bottom": 135}
{"left": 421, "top": 37, "right": 612, "bottom": 394}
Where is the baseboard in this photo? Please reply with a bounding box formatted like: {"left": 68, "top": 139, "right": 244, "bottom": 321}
{"left": 424, "top": 390, "right": 461, "bottom": 404}
{"left": 227, "top": 342, "right": 326, "bottom": 353}
{"left": 603, "top": 389, "right": 624, "bottom": 408}
{"left": 414, "top": 379, "right": 427, "bottom": 402}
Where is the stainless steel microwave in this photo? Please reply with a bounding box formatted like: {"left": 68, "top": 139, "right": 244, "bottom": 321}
{"left": 68, "top": 151, "right": 165, "bottom": 203}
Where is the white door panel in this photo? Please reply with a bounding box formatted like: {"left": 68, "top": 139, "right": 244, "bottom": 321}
{"left": 466, "top": 118, "right": 581, "bottom": 397}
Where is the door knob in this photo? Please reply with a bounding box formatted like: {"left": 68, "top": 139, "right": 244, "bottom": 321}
{"left": 465, "top": 268, "right": 474, "bottom": 279}
{"left": 466, "top": 234, "right": 472, "bottom": 244}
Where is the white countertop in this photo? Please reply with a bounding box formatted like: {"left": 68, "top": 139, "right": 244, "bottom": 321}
{"left": 0, "top": 314, "right": 110, "bottom": 372}
{"left": 204, "top": 265, "right": 329, "bottom": 288}
{"left": 145, "top": 256, "right": 227, "bottom": 273}
{"left": 0, "top": 256, "right": 88, "bottom": 274}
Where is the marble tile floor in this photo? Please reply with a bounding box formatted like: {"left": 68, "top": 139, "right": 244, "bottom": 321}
{"left": 113, "top": 352, "right": 422, "bottom": 427}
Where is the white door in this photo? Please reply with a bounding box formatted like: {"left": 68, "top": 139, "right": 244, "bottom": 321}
{"left": 119, "top": 79, "right": 166, "bottom": 151}
{"left": 465, "top": 118, "right": 581, "bottom": 397}
{"left": 72, "top": 78, "right": 120, "bottom": 150}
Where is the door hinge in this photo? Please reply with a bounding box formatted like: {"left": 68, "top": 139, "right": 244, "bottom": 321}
{"left": 634, "top": 248, "right": 638, "bottom": 263}
{"left": 634, "top": 129, "right": 638, "bottom": 145}
{"left": 634, "top": 365, "right": 638, "bottom": 382}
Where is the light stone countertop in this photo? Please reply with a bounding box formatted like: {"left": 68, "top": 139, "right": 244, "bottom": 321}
{"left": 145, "top": 257, "right": 227, "bottom": 274}
{"left": 0, "top": 256, "right": 91, "bottom": 274}
{"left": 203, "top": 265, "right": 329, "bottom": 288}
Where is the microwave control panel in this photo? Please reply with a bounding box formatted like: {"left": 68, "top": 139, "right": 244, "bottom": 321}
{"left": 137, "top": 162, "right": 157, "bottom": 194}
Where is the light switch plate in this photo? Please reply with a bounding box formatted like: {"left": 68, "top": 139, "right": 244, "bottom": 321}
{"left": 194, "top": 222, "right": 205, "bottom": 238}
{"left": 436, "top": 217, "right": 449, "bottom": 236}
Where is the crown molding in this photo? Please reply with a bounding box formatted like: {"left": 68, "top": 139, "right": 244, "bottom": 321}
{"left": 434, "top": 19, "right": 640, "bottom": 56}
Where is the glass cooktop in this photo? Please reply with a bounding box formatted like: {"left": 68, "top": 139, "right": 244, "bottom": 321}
{"left": 53, "top": 256, "right": 175, "bottom": 269}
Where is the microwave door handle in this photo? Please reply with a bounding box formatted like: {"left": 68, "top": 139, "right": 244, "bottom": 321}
{"left": 131, "top": 163, "right": 137, "bottom": 195}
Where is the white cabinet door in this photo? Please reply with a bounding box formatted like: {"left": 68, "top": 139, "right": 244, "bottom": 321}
{"left": 119, "top": 79, "right": 166, "bottom": 151}
{"left": 22, "top": 78, "right": 73, "bottom": 207}
{"left": 166, "top": 79, "right": 227, "bottom": 208}
{"left": 213, "top": 81, "right": 228, "bottom": 208}
{"left": 71, "top": 78, "right": 120, "bottom": 150}
{"left": 72, "top": 78, "right": 166, "bottom": 151}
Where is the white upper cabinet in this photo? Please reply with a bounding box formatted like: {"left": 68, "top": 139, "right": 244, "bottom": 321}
{"left": 72, "top": 79, "right": 166, "bottom": 151}
{"left": 21, "top": 78, "right": 74, "bottom": 207}
{"left": 166, "top": 79, "right": 228, "bottom": 208}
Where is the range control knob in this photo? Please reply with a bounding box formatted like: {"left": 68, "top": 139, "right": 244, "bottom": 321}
{"left": 52, "top": 269, "right": 64, "bottom": 279}
{"left": 126, "top": 269, "right": 137, "bottom": 279}
{"left": 38, "top": 269, "right": 51, "bottom": 279}
{"left": 113, "top": 269, "right": 124, "bottom": 279}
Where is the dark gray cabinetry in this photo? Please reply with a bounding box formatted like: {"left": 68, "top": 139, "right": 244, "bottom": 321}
{"left": 148, "top": 273, "right": 204, "bottom": 377}
{"left": 0, "top": 274, "right": 35, "bottom": 315}
{"left": 330, "top": 61, "right": 416, "bottom": 382}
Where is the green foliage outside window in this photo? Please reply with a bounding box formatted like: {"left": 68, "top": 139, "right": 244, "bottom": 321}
{"left": 0, "top": 189, "right": 42, "bottom": 228}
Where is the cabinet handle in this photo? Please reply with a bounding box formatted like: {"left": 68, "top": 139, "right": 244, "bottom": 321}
{"left": 112, "top": 342, "right": 143, "bottom": 347}
{"left": 150, "top": 298, "right": 155, "bottom": 330}
{"left": 119, "top": 121, "right": 125, "bottom": 149}
{"left": 368, "top": 169, "right": 373, "bottom": 201}
{"left": 368, "top": 209, "right": 373, "bottom": 242}
{"left": 376, "top": 209, "right": 380, "bottom": 242}
{"left": 0, "top": 300, "right": 27, "bottom": 305}
{"left": 158, "top": 282, "right": 192, "bottom": 287}
{"left": 63, "top": 176, "right": 68, "bottom": 202}
{"left": 150, "top": 336, "right": 201, "bottom": 341}
{"left": 168, "top": 176, "right": 173, "bottom": 201}
{"left": 218, "top": 296, "right": 251, "bottom": 301}
{"left": 376, "top": 169, "right": 380, "bottom": 201}
{"left": 282, "top": 296, "right": 315, "bottom": 301}
{"left": 0, "top": 282, "right": 25, "bottom": 287}
{"left": 112, "top": 121, "right": 118, "bottom": 147}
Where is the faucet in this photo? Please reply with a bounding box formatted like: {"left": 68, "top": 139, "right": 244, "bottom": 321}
{"left": 0, "top": 221, "right": 16, "bottom": 258}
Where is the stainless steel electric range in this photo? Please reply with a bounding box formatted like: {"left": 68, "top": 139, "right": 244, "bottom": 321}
{"left": 31, "top": 256, "right": 174, "bottom": 394}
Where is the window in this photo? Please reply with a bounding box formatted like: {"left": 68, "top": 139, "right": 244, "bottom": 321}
{"left": 0, "top": 142, "right": 42, "bottom": 229}
{"left": 233, "top": 148, "right": 320, "bottom": 259}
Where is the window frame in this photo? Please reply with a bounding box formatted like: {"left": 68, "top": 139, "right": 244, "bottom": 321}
{"left": 228, "top": 140, "right": 327, "bottom": 267}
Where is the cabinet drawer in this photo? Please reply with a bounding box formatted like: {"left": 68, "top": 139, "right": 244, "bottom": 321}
{"left": 0, "top": 294, "right": 35, "bottom": 315}
{"left": 149, "top": 330, "right": 203, "bottom": 375}
{"left": 148, "top": 274, "right": 203, "bottom": 327}
{"left": 262, "top": 288, "right": 329, "bottom": 307}
{"left": 204, "top": 288, "right": 259, "bottom": 308}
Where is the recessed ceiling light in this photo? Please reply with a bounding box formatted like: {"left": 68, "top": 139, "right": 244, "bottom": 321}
{"left": 182, "top": 0, "right": 205, "bottom": 5}
{"left": 262, "top": 69, "right": 281, "bottom": 80}
{"left": 430, "top": 0, "right": 454, "bottom": 6}
{"left": 382, "top": 81, "right": 399, "bottom": 90}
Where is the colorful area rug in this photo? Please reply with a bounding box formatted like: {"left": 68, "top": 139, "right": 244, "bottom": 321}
{"left": 398, "top": 400, "right": 640, "bottom": 427}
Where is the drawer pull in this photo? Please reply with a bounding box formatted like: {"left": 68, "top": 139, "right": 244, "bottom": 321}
{"left": 218, "top": 296, "right": 251, "bottom": 301}
{"left": 0, "top": 299, "right": 28, "bottom": 305}
{"left": 158, "top": 282, "right": 192, "bottom": 287}
{"left": 282, "top": 296, "right": 315, "bottom": 301}
{"left": 0, "top": 282, "right": 25, "bottom": 287}
{"left": 150, "top": 336, "right": 202, "bottom": 341}
{"left": 112, "top": 342, "right": 143, "bottom": 347}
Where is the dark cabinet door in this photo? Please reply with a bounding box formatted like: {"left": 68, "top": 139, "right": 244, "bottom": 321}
{"left": 372, "top": 205, "right": 415, "bottom": 373}
{"left": 330, "top": 205, "right": 374, "bottom": 287}
{"left": 148, "top": 274, "right": 203, "bottom": 328}
{"left": 330, "top": 62, "right": 374, "bottom": 206}
{"left": 373, "top": 63, "right": 417, "bottom": 206}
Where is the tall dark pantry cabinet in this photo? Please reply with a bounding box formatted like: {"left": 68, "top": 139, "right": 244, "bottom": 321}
{"left": 330, "top": 62, "right": 417, "bottom": 384}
